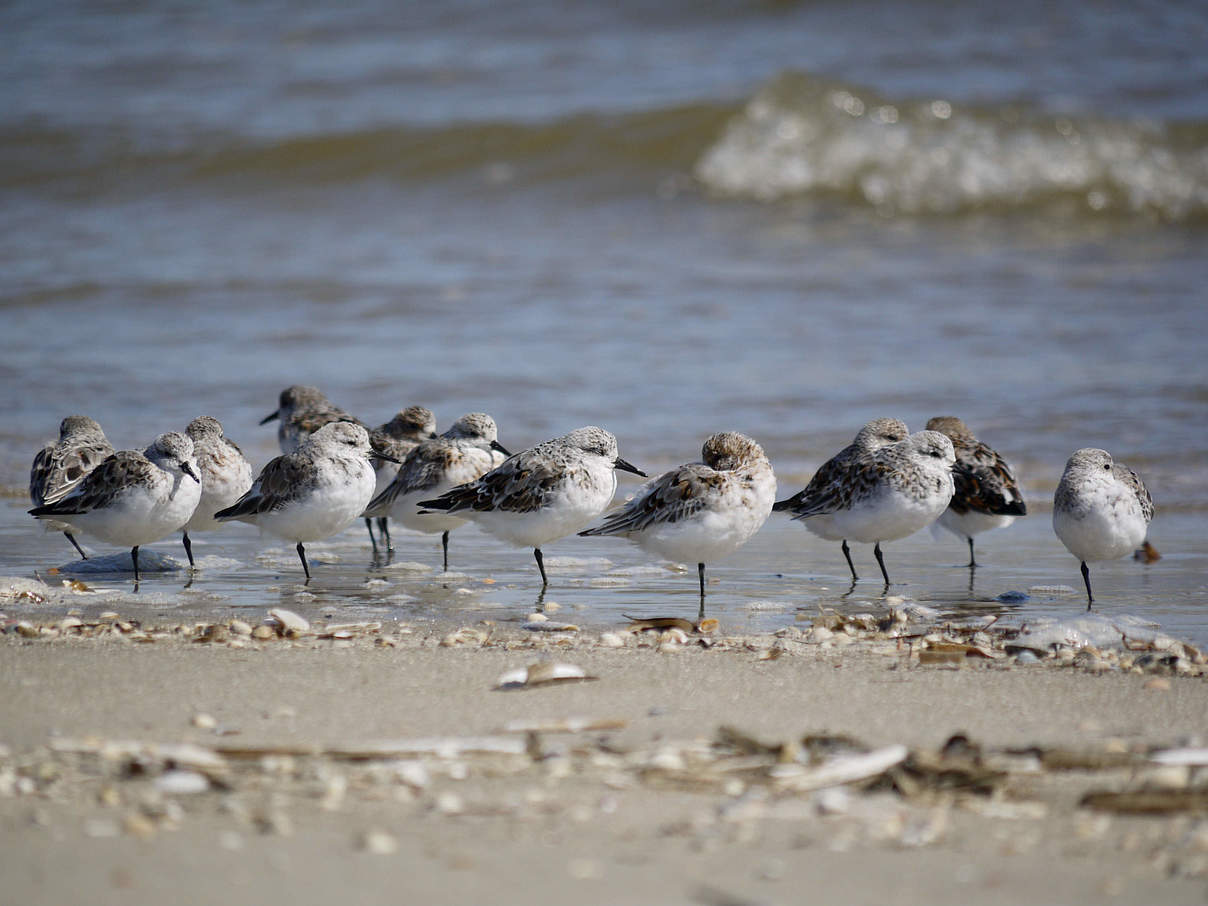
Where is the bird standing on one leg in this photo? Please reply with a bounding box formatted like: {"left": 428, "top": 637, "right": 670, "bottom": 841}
{"left": 1053, "top": 448, "right": 1154, "bottom": 610}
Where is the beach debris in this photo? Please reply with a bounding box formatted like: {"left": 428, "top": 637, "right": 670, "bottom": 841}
{"left": 623, "top": 615, "right": 718, "bottom": 635}
{"left": 772, "top": 745, "right": 909, "bottom": 793}
{"left": 358, "top": 828, "right": 398, "bottom": 854}
{"left": 500, "top": 717, "right": 627, "bottom": 734}
{"left": 0, "top": 577, "right": 52, "bottom": 604}
{"left": 318, "top": 622, "right": 382, "bottom": 639}
{"left": 1081, "top": 789, "right": 1208, "bottom": 815}
{"left": 522, "top": 620, "right": 581, "bottom": 633}
{"left": 266, "top": 608, "right": 310, "bottom": 637}
{"left": 154, "top": 770, "right": 210, "bottom": 795}
{"left": 494, "top": 661, "right": 597, "bottom": 690}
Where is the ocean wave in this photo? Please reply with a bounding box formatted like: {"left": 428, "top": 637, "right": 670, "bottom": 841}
{"left": 695, "top": 72, "right": 1208, "bottom": 222}
{"left": 0, "top": 105, "right": 733, "bottom": 194}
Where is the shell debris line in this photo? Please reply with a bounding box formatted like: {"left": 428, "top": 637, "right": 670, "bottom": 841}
{"left": 6, "top": 723, "right": 1208, "bottom": 875}
{"left": 2, "top": 596, "right": 1206, "bottom": 673}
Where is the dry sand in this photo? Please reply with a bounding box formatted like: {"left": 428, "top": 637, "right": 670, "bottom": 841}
{"left": 1, "top": 611, "right": 1207, "bottom": 905}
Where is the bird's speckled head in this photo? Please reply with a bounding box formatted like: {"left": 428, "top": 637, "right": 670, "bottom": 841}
{"left": 702, "top": 431, "right": 766, "bottom": 471}
{"left": 58, "top": 415, "right": 105, "bottom": 438}
{"left": 384, "top": 406, "right": 436, "bottom": 438}
{"left": 1062, "top": 448, "right": 1113, "bottom": 476}
{"left": 186, "top": 416, "right": 225, "bottom": 440}
{"left": 444, "top": 413, "right": 498, "bottom": 443}
{"left": 907, "top": 430, "right": 956, "bottom": 466}
{"left": 278, "top": 385, "right": 327, "bottom": 410}
{"left": 563, "top": 426, "right": 619, "bottom": 459}
{"left": 925, "top": 416, "right": 975, "bottom": 443}
{"left": 310, "top": 421, "right": 372, "bottom": 453}
{"left": 854, "top": 418, "right": 909, "bottom": 449}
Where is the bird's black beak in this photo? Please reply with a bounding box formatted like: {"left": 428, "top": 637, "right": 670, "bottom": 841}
{"left": 182, "top": 462, "right": 201, "bottom": 483}
{"left": 614, "top": 457, "right": 646, "bottom": 477}
{"left": 370, "top": 451, "right": 401, "bottom": 464}
{"left": 259, "top": 410, "right": 280, "bottom": 425}
{"left": 490, "top": 440, "right": 512, "bottom": 456}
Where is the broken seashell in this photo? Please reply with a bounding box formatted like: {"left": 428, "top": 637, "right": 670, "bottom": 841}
{"left": 267, "top": 608, "right": 310, "bottom": 635}
{"left": 494, "top": 662, "right": 598, "bottom": 690}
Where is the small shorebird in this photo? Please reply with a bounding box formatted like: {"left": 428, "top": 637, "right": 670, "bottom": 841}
{"left": 579, "top": 431, "right": 775, "bottom": 614}
{"left": 180, "top": 416, "right": 254, "bottom": 568}
{"left": 363, "top": 412, "right": 509, "bottom": 571}
{"left": 260, "top": 384, "right": 364, "bottom": 453}
{"left": 29, "top": 415, "right": 115, "bottom": 560}
{"left": 776, "top": 430, "right": 955, "bottom": 587}
{"left": 1053, "top": 448, "right": 1154, "bottom": 609}
{"left": 29, "top": 433, "right": 202, "bottom": 583}
{"left": 925, "top": 416, "right": 1027, "bottom": 567}
{"left": 773, "top": 418, "right": 907, "bottom": 580}
{"left": 419, "top": 426, "right": 645, "bottom": 587}
{"left": 364, "top": 405, "right": 437, "bottom": 556}
{"left": 216, "top": 422, "right": 395, "bottom": 580}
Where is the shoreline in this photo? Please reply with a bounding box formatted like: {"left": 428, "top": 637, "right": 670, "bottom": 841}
{"left": 2, "top": 611, "right": 1207, "bottom": 905}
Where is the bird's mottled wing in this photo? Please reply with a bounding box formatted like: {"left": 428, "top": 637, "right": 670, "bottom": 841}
{"left": 949, "top": 440, "right": 1026, "bottom": 516}
{"left": 424, "top": 450, "right": 564, "bottom": 515}
{"left": 774, "top": 445, "right": 858, "bottom": 518}
{"left": 31, "top": 438, "right": 115, "bottom": 505}
{"left": 368, "top": 442, "right": 457, "bottom": 512}
{"left": 30, "top": 451, "right": 150, "bottom": 516}
{"left": 217, "top": 452, "right": 309, "bottom": 519}
{"left": 581, "top": 464, "right": 719, "bottom": 536}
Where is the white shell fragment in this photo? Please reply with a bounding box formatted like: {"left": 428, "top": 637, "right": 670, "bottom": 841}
{"left": 494, "top": 662, "right": 597, "bottom": 690}
{"left": 155, "top": 770, "right": 211, "bottom": 795}
{"left": 267, "top": 608, "right": 310, "bottom": 635}
{"left": 771, "top": 745, "right": 909, "bottom": 793}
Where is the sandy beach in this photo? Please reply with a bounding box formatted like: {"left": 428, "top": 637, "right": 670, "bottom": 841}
{"left": 2, "top": 605, "right": 1207, "bottom": 906}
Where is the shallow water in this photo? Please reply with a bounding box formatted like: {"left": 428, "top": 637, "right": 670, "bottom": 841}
{"left": 1, "top": 0, "right": 1205, "bottom": 642}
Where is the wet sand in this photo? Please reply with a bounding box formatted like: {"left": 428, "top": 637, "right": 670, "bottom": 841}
{"left": 2, "top": 611, "right": 1207, "bottom": 906}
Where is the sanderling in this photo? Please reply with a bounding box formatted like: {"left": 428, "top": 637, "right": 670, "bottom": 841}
{"left": 773, "top": 418, "right": 908, "bottom": 580}
{"left": 260, "top": 384, "right": 364, "bottom": 453}
{"left": 364, "top": 412, "right": 509, "bottom": 571}
{"left": 29, "top": 433, "right": 202, "bottom": 583}
{"left": 579, "top": 431, "right": 775, "bottom": 612}
{"left": 215, "top": 422, "right": 395, "bottom": 580}
{"left": 777, "top": 429, "right": 954, "bottom": 587}
{"left": 29, "top": 415, "right": 115, "bottom": 559}
{"left": 180, "top": 416, "right": 254, "bottom": 568}
{"left": 925, "top": 416, "right": 1027, "bottom": 567}
{"left": 419, "top": 426, "right": 645, "bottom": 587}
{"left": 1053, "top": 448, "right": 1154, "bottom": 609}
{"left": 365, "top": 405, "right": 438, "bottom": 556}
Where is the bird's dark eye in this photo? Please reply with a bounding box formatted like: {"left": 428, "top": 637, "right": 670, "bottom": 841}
{"left": 1103, "top": 463, "right": 1111, "bottom": 470}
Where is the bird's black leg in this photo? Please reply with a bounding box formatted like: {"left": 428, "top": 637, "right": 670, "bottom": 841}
{"left": 698, "top": 562, "right": 707, "bottom": 621}
{"left": 365, "top": 518, "right": 379, "bottom": 558}
{"left": 182, "top": 532, "right": 195, "bottom": 569}
{"left": 297, "top": 542, "right": 311, "bottom": 580}
{"left": 1081, "top": 561, "right": 1093, "bottom": 610}
{"left": 378, "top": 518, "right": 392, "bottom": 555}
{"left": 873, "top": 542, "right": 890, "bottom": 587}
{"left": 442, "top": 530, "right": 450, "bottom": 572}
{"left": 841, "top": 540, "right": 857, "bottom": 581}
{"left": 65, "top": 532, "right": 88, "bottom": 560}
{"left": 534, "top": 548, "right": 548, "bottom": 587}
{"left": 966, "top": 537, "right": 977, "bottom": 569}
{"left": 131, "top": 546, "right": 140, "bottom": 585}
